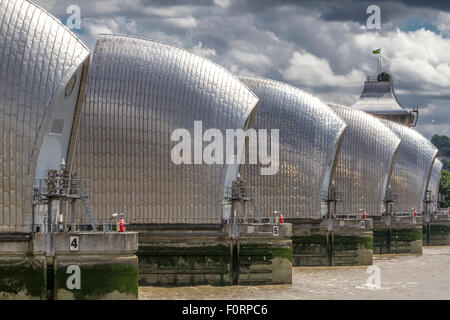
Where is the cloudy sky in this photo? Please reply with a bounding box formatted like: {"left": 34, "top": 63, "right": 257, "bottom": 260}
{"left": 36, "top": 0, "right": 450, "bottom": 138}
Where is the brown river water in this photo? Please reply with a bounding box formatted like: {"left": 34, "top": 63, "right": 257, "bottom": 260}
{"left": 139, "top": 246, "right": 450, "bottom": 300}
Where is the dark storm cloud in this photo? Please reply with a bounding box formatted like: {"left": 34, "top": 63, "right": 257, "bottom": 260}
{"left": 227, "top": 0, "right": 450, "bottom": 24}
{"left": 138, "top": 0, "right": 214, "bottom": 5}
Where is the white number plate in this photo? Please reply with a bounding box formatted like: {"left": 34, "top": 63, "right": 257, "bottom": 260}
{"left": 69, "top": 236, "right": 79, "bottom": 251}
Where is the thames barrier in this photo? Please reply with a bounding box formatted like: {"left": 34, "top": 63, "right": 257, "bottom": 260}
{"left": 0, "top": 0, "right": 449, "bottom": 300}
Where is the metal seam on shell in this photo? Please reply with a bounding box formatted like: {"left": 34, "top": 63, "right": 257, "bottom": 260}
{"left": 0, "top": 0, "right": 90, "bottom": 230}
{"left": 327, "top": 103, "right": 401, "bottom": 217}
{"left": 380, "top": 119, "right": 438, "bottom": 214}
{"left": 428, "top": 158, "right": 443, "bottom": 208}
{"left": 238, "top": 76, "right": 347, "bottom": 220}
{"left": 73, "top": 34, "right": 259, "bottom": 224}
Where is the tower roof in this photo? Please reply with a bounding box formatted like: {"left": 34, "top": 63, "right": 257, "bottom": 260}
{"left": 351, "top": 72, "right": 410, "bottom": 115}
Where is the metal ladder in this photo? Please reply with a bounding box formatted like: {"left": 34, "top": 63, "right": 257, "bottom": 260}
{"left": 80, "top": 183, "right": 98, "bottom": 231}
{"left": 250, "top": 198, "right": 261, "bottom": 222}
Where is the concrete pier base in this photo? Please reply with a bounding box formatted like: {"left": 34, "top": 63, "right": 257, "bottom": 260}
{"left": 0, "top": 232, "right": 138, "bottom": 300}
{"left": 135, "top": 223, "right": 292, "bottom": 287}
{"left": 423, "top": 214, "right": 450, "bottom": 246}
{"left": 0, "top": 234, "right": 46, "bottom": 299}
{"left": 52, "top": 232, "right": 138, "bottom": 300}
{"left": 233, "top": 224, "right": 292, "bottom": 285}
{"left": 290, "top": 218, "right": 373, "bottom": 267}
{"left": 138, "top": 233, "right": 234, "bottom": 286}
{"left": 373, "top": 216, "right": 423, "bottom": 255}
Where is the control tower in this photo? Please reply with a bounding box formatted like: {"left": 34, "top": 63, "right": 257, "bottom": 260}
{"left": 352, "top": 72, "right": 418, "bottom": 127}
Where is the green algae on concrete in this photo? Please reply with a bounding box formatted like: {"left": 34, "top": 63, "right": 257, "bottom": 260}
{"left": 291, "top": 219, "right": 373, "bottom": 267}
{"left": 292, "top": 232, "right": 329, "bottom": 266}
{"left": 333, "top": 234, "right": 373, "bottom": 250}
{"left": 373, "top": 227, "right": 390, "bottom": 254}
{"left": 0, "top": 255, "right": 46, "bottom": 300}
{"left": 0, "top": 232, "right": 138, "bottom": 300}
{"left": 237, "top": 239, "right": 292, "bottom": 285}
{"left": 54, "top": 256, "right": 138, "bottom": 300}
{"left": 51, "top": 232, "right": 139, "bottom": 300}
{"left": 428, "top": 224, "right": 450, "bottom": 245}
{"left": 390, "top": 226, "right": 422, "bottom": 254}
{"left": 333, "top": 233, "right": 373, "bottom": 266}
{"left": 373, "top": 216, "right": 423, "bottom": 255}
{"left": 374, "top": 226, "right": 422, "bottom": 255}
{"left": 137, "top": 229, "right": 293, "bottom": 287}
{"left": 138, "top": 237, "right": 233, "bottom": 286}
{"left": 423, "top": 216, "right": 450, "bottom": 246}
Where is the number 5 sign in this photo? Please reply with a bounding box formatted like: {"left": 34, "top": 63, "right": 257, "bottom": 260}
{"left": 273, "top": 226, "right": 279, "bottom": 236}
{"left": 70, "top": 236, "right": 79, "bottom": 251}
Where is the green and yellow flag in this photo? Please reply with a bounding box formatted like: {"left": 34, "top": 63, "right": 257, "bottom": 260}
{"left": 372, "top": 48, "right": 381, "bottom": 54}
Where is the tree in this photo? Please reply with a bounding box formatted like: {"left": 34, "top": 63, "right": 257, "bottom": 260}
{"left": 440, "top": 169, "right": 450, "bottom": 208}
{"left": 442, "top": 158, "right": 450, "bottom": 172}
{"left": 431, "top": 134, "right": 450, "bottom": 157}
{"left": 431, "top": 135, "right": 450, "bottom": 203}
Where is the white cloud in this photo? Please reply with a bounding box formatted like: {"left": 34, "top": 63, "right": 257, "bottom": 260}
{"left": 282, "top": 50, "right": 366, "bottom": 87}
{"left": 83, "top": 19, "right": 117, "bottom": 36}
{"left": 354, "top": 29, "right": 450, "bottom": 91}
{"left": 142, "top": 6, "right": 197, "bottom": 18}
{"left": 214, "top": 0, "right": 231, "bottom": 9}
{"left": 229, "top": 49, "right": 272, "bottom": 69}
{"left": 191, "top": 41, "right": 217, "bottom": 57}
{"left": 166, "top": 16, "right": 197, "bottom": 29}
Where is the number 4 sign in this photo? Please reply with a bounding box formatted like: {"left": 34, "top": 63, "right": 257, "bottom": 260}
{"left": 70, "top": 236, "right": 79, "bottom": 251}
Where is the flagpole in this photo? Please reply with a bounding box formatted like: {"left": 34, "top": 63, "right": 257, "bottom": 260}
{"left": 380, "top": 50, "right": 382, "bottom": 74}
{"left": 373, "top": 49, "right": 381, "bottom": 76}
{"left": 377, "top": 53, "right": 380, "bottom": 75}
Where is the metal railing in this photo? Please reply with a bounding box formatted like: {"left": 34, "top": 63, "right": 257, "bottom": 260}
{"left": 321, "top": 189, "right": 345, "bottom": 219}
{"left": 391, "top": 211, "right": 417, "bottom": 217}
{"left": 321, "top": 189, "right": 343, "bottom": 203}
{"left": 33, "top": 174, "right": 90, "bottom": 202}
{"left": 223, "top": 185, "right": 265, "bottom": 223}
{"left": 33, "top": 173, "right": 98, "bottom": 232}
{"left": 384, "top": 192, "right": 398, "bottom": 203}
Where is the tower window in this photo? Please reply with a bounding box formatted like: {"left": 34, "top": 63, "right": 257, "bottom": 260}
{"left": 49, "top": 118, "right": 65, "bottom": 136}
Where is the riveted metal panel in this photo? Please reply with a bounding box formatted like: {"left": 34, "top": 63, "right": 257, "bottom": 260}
{"left": 381, "top": 120, "right": 438, "bottom": 214}
{"left": 72, "top": 35, "right": 258, "bottom": 224}
{"left": 0, "top": 0, "right": 89, "bottom": 232}
{"left": 238, "top": 77, "right": 347, "bottom": 220}
{"left": 327, "top": 103, "right": 401, "bottom": 217}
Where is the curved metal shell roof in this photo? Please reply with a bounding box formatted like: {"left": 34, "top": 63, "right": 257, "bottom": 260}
{"left": 351, "top": 77, "right": 409, "bottom": 115}
{"left": 72, "top": 34, "right": 259, "bottom": 224}
{"left": 327, "top": 103, "right": 401, "bottom": 217}
{"left": 428, "top": 159, "right": 443, "bottom": 209}
{"left": 238, "top": 76, "right": 347, "bottom": 220}
{"left": 380, "top": 120, "right": 438, "bottom": 214}
{"left": 0, "top": 0, "right": 90, "bottom": 232}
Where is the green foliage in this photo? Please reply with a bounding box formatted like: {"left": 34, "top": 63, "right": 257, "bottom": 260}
{"left": 431, "top": 134, "right": 450, "bottom": 157}
{"left": 440, "top": 169, "right": 450, "bottom": 208}
{"left": 431, "top": 134, "right": 450, "bottom": 206}
{"left": 442, "top": 158, "right": 450, "bottom": 171}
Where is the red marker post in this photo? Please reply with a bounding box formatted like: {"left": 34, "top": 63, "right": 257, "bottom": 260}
{"left": 119, "top": 218, "right": 126, "bottom": 232}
